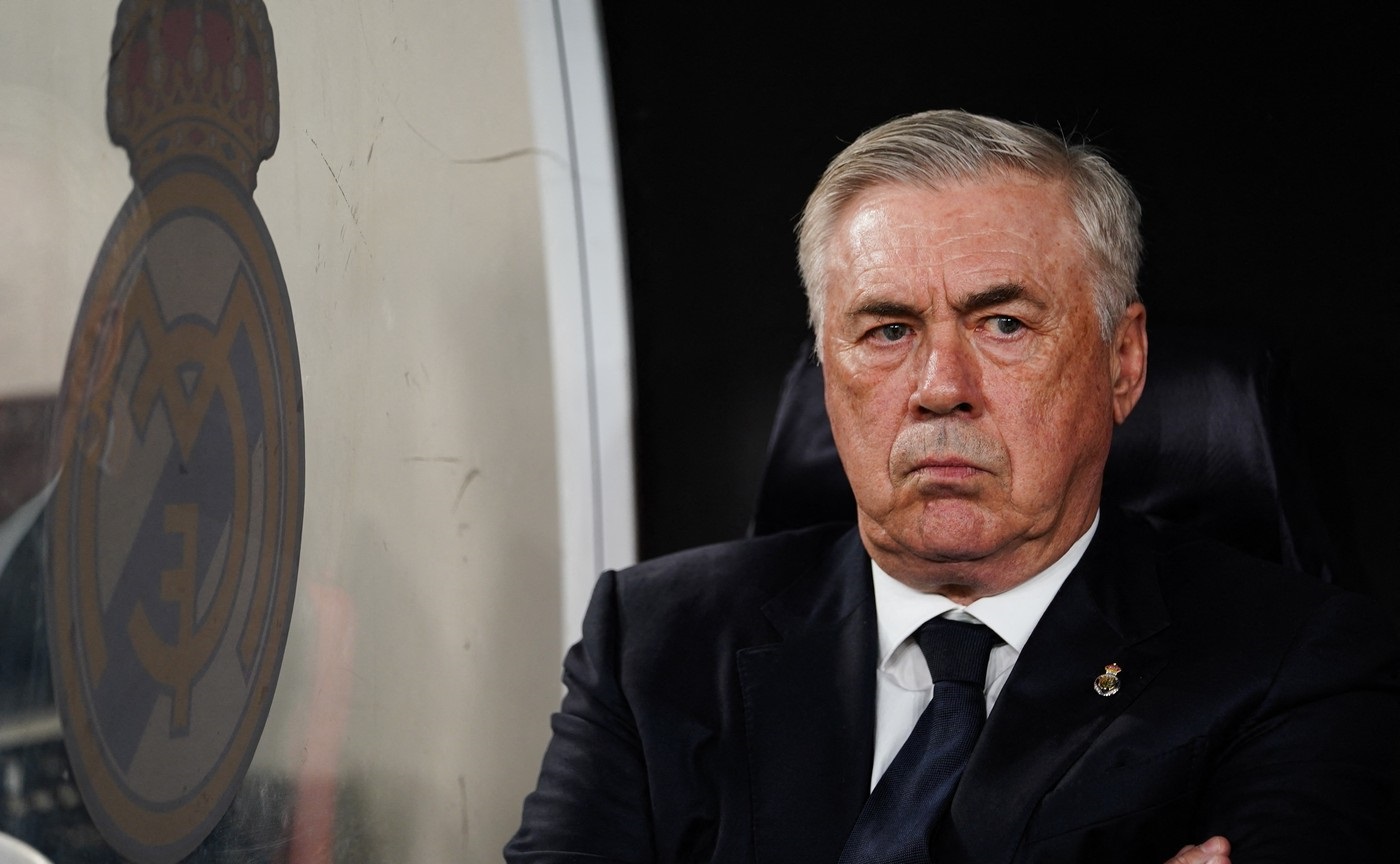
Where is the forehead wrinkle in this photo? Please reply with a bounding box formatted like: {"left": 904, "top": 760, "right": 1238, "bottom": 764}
{"left": 833, "top": 182, "right": 1085, "bottom": 312}
{"left": 845, "top": 240, "right": 1043, "bottom": 295}
{"left": 850, "top": 219, "right": 1047, "bottom": 269}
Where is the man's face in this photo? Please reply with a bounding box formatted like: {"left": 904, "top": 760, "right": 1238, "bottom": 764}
{"left": 820, "top": 176, "right": 1145, "bottom": 599}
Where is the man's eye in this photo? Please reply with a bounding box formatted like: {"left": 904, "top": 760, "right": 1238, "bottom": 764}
{"left": 876, "top": 323, "right": 910, "bottom": 342}
{"left": 989, "top": 316, "right": 1024, "bottom": 336}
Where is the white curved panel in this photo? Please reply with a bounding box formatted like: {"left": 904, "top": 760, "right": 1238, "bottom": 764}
{"left": 519, "top": 0, "right": 638, "bottom": 646}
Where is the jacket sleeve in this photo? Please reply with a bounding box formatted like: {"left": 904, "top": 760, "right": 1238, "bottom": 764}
{"left": 504, "top": 570, "right": 655, "bottom": 864}
{"left": 1199, "top": 589, "right": 1400, "bottom": 861}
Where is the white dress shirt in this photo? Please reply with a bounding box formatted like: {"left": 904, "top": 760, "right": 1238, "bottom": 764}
{"left": 868, "top": 512, "right": 1098, "bottom": 789}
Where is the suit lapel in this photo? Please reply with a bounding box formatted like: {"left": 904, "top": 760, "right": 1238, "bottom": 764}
{"left": 738, "top": 528, "right": 877, "bottom": 864}
{"left": 937, "top": 511, "right": 1172, "bottom": 863}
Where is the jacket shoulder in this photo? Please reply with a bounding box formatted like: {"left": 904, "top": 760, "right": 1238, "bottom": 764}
{"left": 1113, "top": 508, "right": 1398, "bottom": 654}
{"left": 612, "top": 522, "right": 858, "bottom": 603}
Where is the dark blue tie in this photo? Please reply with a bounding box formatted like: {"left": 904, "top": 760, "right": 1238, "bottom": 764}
{"left": 838, "top": 616, "right": 999, "bottom": 864}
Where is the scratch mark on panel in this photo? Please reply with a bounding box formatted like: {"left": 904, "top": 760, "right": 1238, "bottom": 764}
{"left": 449, "top": 146, "right": 550, "bottom": 166}
{"left": 458, "top": 775, "right": 470, "bottom": 839}
{"left": 453, "top": 468, "right": 481, "bottom": 511}
{"left": 396, "top": 111, "right": 569, "bottom": 169}
{"left": 309, "top": 131, "right": 373, "bottom": 259}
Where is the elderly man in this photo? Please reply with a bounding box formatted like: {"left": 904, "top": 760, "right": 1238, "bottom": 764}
{"left": 506, "top": 110, "right": 1400, "bottom": 863}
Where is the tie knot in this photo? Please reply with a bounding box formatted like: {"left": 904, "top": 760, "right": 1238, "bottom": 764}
{"left": 916, "top": 617, "right": 997, "bottom": 686}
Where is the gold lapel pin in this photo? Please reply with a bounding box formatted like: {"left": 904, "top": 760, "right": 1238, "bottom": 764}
{"left": 1093, "top": 663, "right": 1122, "bottom": 697}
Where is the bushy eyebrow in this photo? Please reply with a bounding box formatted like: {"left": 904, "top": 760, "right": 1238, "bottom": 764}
{"left": 955, "top": 283, "right": 1044, "bottom": 315}
{"left": 849, "top": 299, "right": 920, "bottom": 319}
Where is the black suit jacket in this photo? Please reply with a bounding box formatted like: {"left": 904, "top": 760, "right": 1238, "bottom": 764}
{"left": 506, "top": 510, "right": 1400, "bottom": 863}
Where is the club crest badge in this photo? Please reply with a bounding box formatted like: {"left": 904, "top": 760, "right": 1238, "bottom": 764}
{"left": 45, "top": 1, "right": 302, "bottom": 862}
{"left": 1093, "top": 663, "right": 1122, "bottom": 697}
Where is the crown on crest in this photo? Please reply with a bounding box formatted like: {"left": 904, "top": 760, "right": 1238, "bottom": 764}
{"left": 107, "top": 0, "right": 278, "bottom": 191}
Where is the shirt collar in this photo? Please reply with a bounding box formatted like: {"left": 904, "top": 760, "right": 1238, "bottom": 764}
{"left": 872, "top": 511, "right": 1099, "bottom": 666}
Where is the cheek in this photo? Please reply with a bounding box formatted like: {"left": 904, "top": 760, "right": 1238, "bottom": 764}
{"left": 827, "top": 378, "right": 905, "bottom": 468}
{"left": 996, "top": 354, "right": 1114, "bottom": 475}
{"left": 829, "top": 367, "right": 909, "bottom": 428}
{"left": 1043, "top": 348, "right": 1114, "bottom": 422}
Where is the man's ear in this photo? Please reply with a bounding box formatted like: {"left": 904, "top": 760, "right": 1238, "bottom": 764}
{"left": 1110, "top": 303, "right": 1148, "bottom": 425}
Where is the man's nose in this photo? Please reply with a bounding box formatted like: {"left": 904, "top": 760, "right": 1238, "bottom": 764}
{"left": 907, "top": 329, "right": 979, "bottom": 417}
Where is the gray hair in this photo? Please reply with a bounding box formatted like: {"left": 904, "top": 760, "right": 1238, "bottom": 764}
{"left": 796, "top": 110, "right": 1142, "bottom": 345}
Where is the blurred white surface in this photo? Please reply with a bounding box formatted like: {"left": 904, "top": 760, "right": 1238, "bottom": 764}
{"left": 0, "top": 833, "right": 52, "bottom": 864}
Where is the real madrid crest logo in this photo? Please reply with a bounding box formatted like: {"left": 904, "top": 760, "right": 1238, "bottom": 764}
{"left": 1093, "top": 663, "right": 1122, "bottom": 697}
{"left": 44, "top": 2, "right": 302, "bottom": 862}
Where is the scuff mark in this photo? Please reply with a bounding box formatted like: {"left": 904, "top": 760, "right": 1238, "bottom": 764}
{"left": 449, "top": 146, "right": 550, "bottom": 166}
{"left": 402, "top": 456, "right": 460, "bottom": 464}
{"left": 396, "top": 110, "right": 569, "bottom": 170}
{"left": 458, "top": 775, "right": 470, "bottom": 839}
{"left": 453, "top": 468, "right": 481, "bottom": 511}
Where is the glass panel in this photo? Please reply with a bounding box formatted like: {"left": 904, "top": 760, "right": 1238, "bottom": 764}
{"left": 1, "top": 2, "right": 566, "bottom": 861}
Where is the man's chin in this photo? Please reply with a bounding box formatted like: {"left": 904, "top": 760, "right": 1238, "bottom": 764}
{"left": 862, "top": 539, "right": 1008, "bottom": 599}
{"left": 857, "top": 506, "right": 1005, "bottom": 566}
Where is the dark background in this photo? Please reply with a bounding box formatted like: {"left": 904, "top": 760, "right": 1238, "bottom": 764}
{"left": 597, "top": 6, "right": 1398, "bottom": 626}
